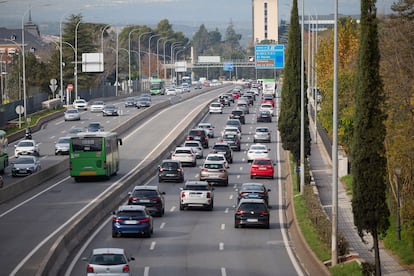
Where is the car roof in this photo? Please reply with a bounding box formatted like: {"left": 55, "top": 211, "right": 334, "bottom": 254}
{"left": 92, "top": 248, "right": 125, "bottom": 255}
{"left": 175, "top": 146, "right": 193, "bottom": 151}
{"left": 132, "top": 185, "right": 159, "bottom": 191}
{"left": 241, "top": 182, "right": 265, "bottom": 188}
{"left": 203, "top": 160, "right": 225, "bottom": 165}
{"left": 117, "top": 205, "right": 146, "bottom": 211}
{"left": 184, "top": 180, "right": 209, "bottom": 186}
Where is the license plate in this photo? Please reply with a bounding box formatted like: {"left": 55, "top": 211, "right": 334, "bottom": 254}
{"left": 125, "top": 220, "right": 138, "bottom": 224}
{"left": 247, "top": 218, "right": 258, "bottom": 222}
{"left": 139, "top": 200, "right": 150, "bottom": 203}
{"left": 248, "top": 194, "right": 259, "bottom": 198}
{"left": 189, "top": 193, "right": 201, "bottom": 197}
{"left": 259, "top": 167, "right": 267, "bottom": 170}
{"left": 166, "top": 174, "right": 175, "bottom": 176}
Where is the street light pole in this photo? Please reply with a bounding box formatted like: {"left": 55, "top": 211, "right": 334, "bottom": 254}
{"left": 74, "top": 20, "right": 81, "bottom": 101}
{"left": 170, "top": 42, "right": 182, "bottom": 83}
{"left": 148, "top": 34, "right": 160, "bottom": 80}
{"left": 21, "top": 7, "right": 31, "bottom": 120}
{"left": 163, "top": 39, "right": 173, "bottom": 79}
{"left": 394, "top": 167, "right": 402, "bottom": 240}
{"left": 128, "top": 28, "right": 140, "bottom": 93}
{"left": 138, "top": 31, "right": 151, "bottom": 91}
{"left": 300, "top": 0, "right": 305, "bottom": 194}
{"left": 156, "top": 37, "right": 167, "bottom": 78}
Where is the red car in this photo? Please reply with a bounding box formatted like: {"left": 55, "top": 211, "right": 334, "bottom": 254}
{"left": 250, "top": 158, "right": 274, "bottom": 179}
{"left": 232, "top": 91, "right": 241, "bottom": 99}
{"left": 262, "top": 94, "right": 275, "bottom": 107}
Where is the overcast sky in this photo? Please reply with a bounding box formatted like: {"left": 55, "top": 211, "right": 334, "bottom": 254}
{"left": 0, "top": 0, "right": 395, "bottom": 27}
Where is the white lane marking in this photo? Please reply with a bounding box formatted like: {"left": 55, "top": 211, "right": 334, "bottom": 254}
{"left": 229, "top": 194, "right": 233, "bottom": 200}
{"left": 276, "top": 100, "right": 305, "bottom": 275}
{"left": 160, "top": 222, "right": 166, "bottom": 229}
{"left": 150, "top": 241, "right": 156, "bottom": 250}
{"left": 144, "top": 266, "right": 150, "bottom": 276}
{"left": 221, "top": 267, "right": 227, "bottom": 276}
{"left": 221, "top": 224, "right": 225, "bottom": 230}
{"left": 239, "top": 167, "right": 243, "bottom": 171}
{"left": 224, "top": 208, "right": 229, "bottom": 214}
{"left": 219, "top": 242, "right": 224, "bottom": 251}
{"left": 170, "top": 206, "right": 176, "bottom": 212}
{"left": 233, "top": 184, "right": 237, "bottom": 189}
{"left": 14, "top": 99, "right": 211, "bottom": 275}
{"left": 50, "top": 135, "right": 56, "bottom": 140}
{"left": 236, "top": 175, "right": 240, "bottom": 179}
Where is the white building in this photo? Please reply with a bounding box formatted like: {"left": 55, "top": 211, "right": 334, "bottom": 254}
{"left": 252, "top": 0, "right": 279, "bottom": 44}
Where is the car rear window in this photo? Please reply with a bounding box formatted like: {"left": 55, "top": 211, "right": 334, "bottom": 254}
{"left": 256, "top": 128, "right": 269, "bottom": 133}
{"left": 184, "top": 185, "right": 208, "bottom": 190}
{"left": 162, "top": 162, "right": 179, "bottom": 169}
{"left": 132, "top": 190, "right": 158, "bottom": 197}
{"left": 184, "top": 142, "right": 200, "bottom": 147}
{"left": 213, "top": 145, "right": 229, "bottom": 151}
{"left": 117, "top": 210, "right": 145, "bottom": 217}
{"left": 189, "top": 130, "right": 204, "bottom": 136}
{"left": 204, "top": 163, "right": 224, "bottom": 169}
{"left": 175, "top": 149, "right": 191, "bottom": 154}
{"left": 253, "top": 159, "right": 272, "bottom": 165}
{"left": 91, "top": 254, "right": 127, "bottom": 265}
{"left": 239, "top": 203, "right": 267, "bottom": 212}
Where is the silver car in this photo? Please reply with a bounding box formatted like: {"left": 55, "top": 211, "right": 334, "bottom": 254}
{"left": 199, "top": 160, "right": 229, "bottom": 186}
{"left": 183, "top": 140, "right": 204, "bottom": 159}
{"left": 55, "top": 136, "right": 71, "bottom": 155}
{"left": 82, "top": 248, "right": 135, "bottom": 276}
{"left": 90, "top": 100, "right": 105, "bottom": 112}
{"left": 253, "top": 127, "right": 271, "bottom": 143}
{"left": 64, "top": 108, "right": 81, "bottom": 121}
{"left": 197, "top": 122, "right": 215, "bottom": 138}
{"left": 11, "top": 155, "right": 41, "bottom": 177}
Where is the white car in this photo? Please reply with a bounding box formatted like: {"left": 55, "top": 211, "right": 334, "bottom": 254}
{"left": 171, "top": 146, "right": 197, "bottom": 167}
{"left": 259, "top": 103, "right": 274, "bottom": 116}
{"left": 89, "top": 100, "right": 105, "bottom": 112}
{"left": 72, "top": 99, "right": 88, "bottom": 110}
{"left": 180, "top": 180, "right": 214, "bottom": 211}
{"left": 165, "top": 87, "right": 177, "bottom": 96}
{"left": 182, "top": 140, "right": 204, "bottom": 159}
{"left": 209, "top": 102, "right": 223, "bottom": 114}
{"left": 221, "top": 126, "right": 242, "bottom": 139}
{"left": 205, "top": 153, "right": 229, "bottom": 168}
{"left": 14, "top": 139, "right": 39, "bottom": 157}
{"left": 247, "top": 144, "right": 270, "bottom": 162}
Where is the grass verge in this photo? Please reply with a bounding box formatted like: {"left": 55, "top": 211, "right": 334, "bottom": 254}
{"left": 384, "top": 215, "right": 414, "bottom": 265}
{"left": 330, "top": 260, "right": 362, "bottom": 276}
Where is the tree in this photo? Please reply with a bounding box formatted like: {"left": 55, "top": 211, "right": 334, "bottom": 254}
{"left": 351, "top": 1, "right": 390, "bottom": 275}
{"left": 278, "top": 0, "right": 310, "bottom": 164}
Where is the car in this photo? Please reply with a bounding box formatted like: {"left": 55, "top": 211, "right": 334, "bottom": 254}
{"left": 197, "top": 122, "right": 215, "bottom": 138}
{"left": 236, "top": 101, "right": 249, "bottom": 114}
{"left": 256, "top": 110, "right": 272, "bottom": 122}
{"left": 165, "top": 87, "right": 177, "bottom": 96}
{"left": 175, "top": 86, "right": 183, "bottom": 94}
{"left": 125, "top": 97, "right": 136, "bottom": 107}
{"left": 232, "top": 90, "right": 241, "bottom": 99}
{"left": 158, "top": 159, "right": 184, "bottom": 183}
{"left": 229, "top": 109, "right": 245, "bottom": 124}
{"left": 64, "top": 108, "right": 81, "bottom": 121}
{"left": 253, "top": 127, "right": 271, "bottom": 143}
{"left": 218, "top": 94, "right": 231, "bottom": 106}
{"left": 68, "top": 126, "right": 85, "bottom": 135}
{"left": 236, "top": 182, "right": 271, "bottom": 205}
{"left": 220, "top": 133, "right": 241, "bottom": 151}
{"left": 102, "top": 104, "right": 119, "bottom": 116}
{"left": 212, "top": 142, "right": 233, "bottom": 163}
{"left": 183, "top": 140, "right": 204, "bottom": 159}
{"left": 221, "top": 126, "right": 242, "bottom": 139}
{"left": 193, "top": 81, "right": 202, "bottom": 89}
{"left": 11, "top": 155, "right": 41, "bottom": 177}
{"left": 179, "top": 180, "right": 214, "bottom": 211}
{"left": 262, "top": 93, "right": 275, "bottom": 106}
{"left": 14, "top": 139, "right": 39, "bottom": 157}
{"left": 171, "top": 146, "right": 197, "bottom": 167}
{"left": 82, "top": 248, "right": 135, "bottom": 276}
{"left": 181, "top": 83, "right": 191, "bottom": 92}
{"left": 199, "top": 160, "right": 229, "bottom": 186}
{"left": 247, "top": 144, "right": 270, "bottom": 162}
{"left": 87, "top": 122, "right": 104, "bottom": 132}
{"left": 128, "top": 185, "right": 165, "bottom": 217}
{"left": 112, "top": 205, "right": 153, "bottom": 238}
{"left": 72, "top": 99, "right": 88, "bottom": 110}
{"left": 223, "top": 92, "right": 235, "bottom": 103}
{"left": 239, "top": 95, "right": 253, "bottom": 106}
{"left": 205, "top": 153, "right": 229, "bottom": 168}
{"left": 259, "top": 103, "right": 274, "bottom": 116}
{"left": 250, "top": 157, "right": 275, "bottom": 179}
{"left": 136, "top": 96, "right": 151, "bottom": 108}
{"left": 209, "top": 102, "right": 223, "bottom": 114}
{"left": 55, "top": 136, "right": 71, "bottom": 155}
{"left": 90, "top": 100, "right": 105, "bottom": 112}
{"left": 225, "top": 118, "right": 242, "bottom": 132}
{"left": 186, "top": 128, "right": 209, "bottom": 148}
{"left": 234, "top": 198, "right": 270, "bottom": 229}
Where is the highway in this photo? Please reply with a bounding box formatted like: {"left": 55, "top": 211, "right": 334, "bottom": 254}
{"left": 0, "top": 86, "right": 304, "bottom": 275}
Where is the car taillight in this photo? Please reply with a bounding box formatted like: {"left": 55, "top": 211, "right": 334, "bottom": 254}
{"left": 87, "top": 265, "right": 94, "bottom": 273}
{"left": 181, "top": 192, "right": 185, "bottom": 198}
{"left": 153, "top": 197, "right": 161, "bottom": 202}
{"left": 186, "top": 136, "right": 190, "bottom": 140}
{"left": 129, "top": 197, "right": 136, "bottom": 202}
{"left": 236, "top": 209, "right": 245, "bottom": 215}
{"left": 236, "top": 139, "right": 240, "bottom": 143}
{"left": 206, "top": 192, "right": 211, "bottom": 198}
{"left": 172, "top": 153, "right": 176, "bottom": 157}
{"left": 123, "top": 265, "right": 130, "bottom": 272}
{"left": 218, "top": 169, "right": 225, "bottom": 172}
{"left": 177, "top": 168, "right": 182, "bottom": 172}
{"left": 159, "top": 168, "right": 164, "bottom": 172}
{"left": 260, "top": 210, "right": 270, "bottom": 215}
{"left": 113, "top": 217, "right": 124, "bottom": 223}
{"left": 139, "top": 217, "right": 150, "bottom": 223}
{"left": 201, "top": 168, "right": 208, "bottom": 172}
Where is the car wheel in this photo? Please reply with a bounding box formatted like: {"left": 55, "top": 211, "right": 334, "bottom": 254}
{"left": 112, "top": 231, "right": 117, "bottom": 238}
{"left": 234, "top": 222, "right": 240, "bottom": 228}
{"left": 179, "top": 204, "right": 184, "bottom": 210}
{"left": 253, "top": 139, "right": 256, "bottom": 143}
{"left": 250, "top": 175, "right": 254, "bottom": 179}
{"left": 192, "top": 161, "right": 196, "bottom": 167}
{"left": 158, "top": 177, "right": 163, "bottom": 183}
{"left": 144, "top": 231, "right": 151, "bottom": 238}
{"left": 224, "top": 179, "right": 229, "bottom": 186}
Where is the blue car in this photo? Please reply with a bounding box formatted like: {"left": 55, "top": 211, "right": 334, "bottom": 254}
{"left": 112, "top": 205, "right": 153, "bottom": 238}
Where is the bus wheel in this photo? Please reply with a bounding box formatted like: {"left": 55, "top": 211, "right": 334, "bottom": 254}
{"left": 74, "top": 177, "right": 80, "bottom": 182}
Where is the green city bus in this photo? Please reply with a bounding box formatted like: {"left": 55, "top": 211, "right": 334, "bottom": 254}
{"left": 0, "top": 130, "right": 9, "bottom": 174}
{"left": 149, "top": 78, "right": 165, "bottom": 95}
{"left": 69, "top": 132, "right": 122, "bottom": 182}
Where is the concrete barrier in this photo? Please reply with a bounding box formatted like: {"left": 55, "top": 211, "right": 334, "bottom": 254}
{"left": 36, "top": 100, "right": 210, "bottom": 275}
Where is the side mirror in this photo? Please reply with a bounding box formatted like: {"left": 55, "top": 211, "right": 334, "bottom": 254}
{"left": 128, "top": 192, "right": 132, "bottom": 196}
{"left": 129, "top": 257, "right": 135, "bottom": 261}
{"left": 161, "top": 191, "right": 166, "bottom": 195}
{"left": 118, "top": 138, "right": 123, "bottom": 146}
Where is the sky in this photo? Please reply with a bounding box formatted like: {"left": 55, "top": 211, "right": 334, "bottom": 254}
{"left": 0, "top": 0, "right": 395, "bottom": 28}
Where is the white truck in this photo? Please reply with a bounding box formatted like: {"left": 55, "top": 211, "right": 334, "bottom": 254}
{"left": 262, "top": 79, "right": 276, "bottom": 96}
{"left": 179, "top": 181, "right": 214, "bottom": 211}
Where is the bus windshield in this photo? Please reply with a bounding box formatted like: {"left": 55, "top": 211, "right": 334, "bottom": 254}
{"left": 71, "top": 137, "right": 102, "bottom": 152}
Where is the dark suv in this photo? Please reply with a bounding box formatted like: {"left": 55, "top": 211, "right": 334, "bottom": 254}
{"left": 158, "top": 159, "right": 184, "bottom": 183}
{"left": 234, "top": 198, "right": 270, "bottom": 229}
{"left": 229, "top": 109, "right": 245, "bottom": 124}
{"left": 212, "top": 142, "right": 233, "bottom": 163}
{"left": 128, "top": 185, "right": 165, "bottom": 217}
{"left": 186, "top": 128, "right": 209, "bottom": 148}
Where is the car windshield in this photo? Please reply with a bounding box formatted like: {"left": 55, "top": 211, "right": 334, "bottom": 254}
{"left": 57, "top": 137, "right": 70, "bottom": 144}
{"left": 18, "top": 141, "right": 34, "bottom": 147}
{"left": 92, "top": 101, "right": 104, "bottom": 105}
{"left": 90, "top": 254, "right": 127, "bottom": 265}
{"left": 14, "top": 157, "right": 34, "bottom": 164}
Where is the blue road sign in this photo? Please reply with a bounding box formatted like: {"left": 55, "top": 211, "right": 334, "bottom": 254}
{"left": 255, "top": 44, "right": 285, "bottom": 69}
{"left": 223, "top": 62, "right": 233, "bottom": 71}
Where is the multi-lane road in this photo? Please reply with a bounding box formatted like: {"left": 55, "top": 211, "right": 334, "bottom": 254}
{"left": 0, "top": 86, "right": 305, "bottom": 276}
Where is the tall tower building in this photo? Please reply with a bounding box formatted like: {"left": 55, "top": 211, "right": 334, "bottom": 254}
{"left": 252, "top": 0, "right": 279, "bottom": 44}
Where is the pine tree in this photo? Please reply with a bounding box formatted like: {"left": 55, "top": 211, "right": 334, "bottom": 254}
{"left": 278, "top": 0, "right": 311, "bottom": 164}
{"left": 351, "top": 1, "right": 390, "bottom": 275}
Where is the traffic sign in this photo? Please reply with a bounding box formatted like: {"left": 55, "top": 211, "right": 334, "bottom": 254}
{"left": 255, "top": 44, "right": 285, "bottom": 69}
{"left": 15, "top": 105, "right": 24, "bottom": 115}
{"left": 67, "top": 84, "right": 73, "bottom": 91}
{"left": 223, "top": 62, "right": 233, "bottom": 71}
{"left": 49, "top": 79, "right": 58, "bottom": 93}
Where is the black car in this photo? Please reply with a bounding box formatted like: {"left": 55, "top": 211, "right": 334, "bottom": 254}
{"left": 102, "top": 104, "right": 119, "bottom": 116}
{"left": 221, "top": 133, "right": 241, "bottom": 151}
{"left": 257, "top": 110, "right": 272, "bottom": 123}
{"left": 128, "top": 185, "right": 165, "bottom": 217}
{"left": 86, "top": 122, "right": 104, "bottom": 132}
{"left": 237, "top": 182, "right": 271, "bottom": 206}
{"left": 212, "top": 142, "right": 233, "bottom": 163}
{"left": 229, "top": 109, "right": 246, "bottom": 124}
{"left": 125, "top": 97, "right": 136, "bottom": 107}
{"left": 234, "top": 198, "right": 270, "bottom": 229}
{"left": 136, "top": 96, "right": 151, "bottom": 108}
{"left": 186, "top": 128, "right": 209, "bottom": 148}
{"left": 158, "top": 159, "right": 184, "bottom": 183}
